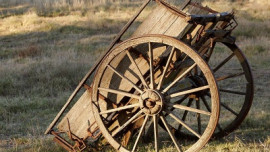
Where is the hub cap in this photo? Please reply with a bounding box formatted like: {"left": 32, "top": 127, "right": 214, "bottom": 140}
{"left": 140, "top": 90, "right": 163, "bottom": 115}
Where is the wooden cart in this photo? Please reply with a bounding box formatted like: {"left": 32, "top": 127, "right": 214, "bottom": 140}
{"left": 45, "top": 0, "right": 254, "bottom": 151}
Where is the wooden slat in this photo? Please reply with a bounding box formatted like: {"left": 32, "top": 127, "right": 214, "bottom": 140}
{"left": 57, "top": 90, "right": 98, "bottom": 139}
{"left": 133, "top": 1, "right": 213, "bottom": 42}
{"left": 165, "top": 16, "right": 189, "bottom": 37}
{"left": 132, "top": 5, "right": 168, "bottom": 37}
{"left": 148, "top": 9, "right": 179, "bottom": 35}
{"left": 133, "top": 4, "right": 187, "bottom": 38}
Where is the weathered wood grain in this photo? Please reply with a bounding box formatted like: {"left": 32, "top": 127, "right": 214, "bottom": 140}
{"left": 57, "top": 89, "right": 99, "bottom": 139}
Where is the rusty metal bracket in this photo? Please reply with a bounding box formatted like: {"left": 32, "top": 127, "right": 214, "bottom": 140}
{"left": 66, "top": 119, "right": 87, "bottom": 151}
{"left": 224, "top": 17, "right": 238, "bottom": 32}
{"left": 87, "top": 121, "right": 102, "bottom": 139}
{"left": 51, "top": 131, "right": 76, "bottom": 152}
{"left": 196, "top": 25, "right": 206, "bottom": 42}
{"left": 50, "top": 118, "right": 102, "bottom": 152}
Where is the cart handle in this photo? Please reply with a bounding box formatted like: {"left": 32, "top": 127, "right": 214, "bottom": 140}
{"left": 186, "top": 11, "right": 234, "bottom": 25}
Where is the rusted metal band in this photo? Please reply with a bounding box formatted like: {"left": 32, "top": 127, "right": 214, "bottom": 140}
{"left": 51, "top": 131, "right": 75, "bottom": 152}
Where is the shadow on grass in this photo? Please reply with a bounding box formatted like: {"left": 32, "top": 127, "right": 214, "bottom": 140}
{"left": 0, "top": 4, "right": 32, "bottom": 18}
{"left": 0, "top": 24, "right": 116, "bottom": 97}
{"left": 206, "top": 113, "right": 270, "bottom": 151}
{"left": 0, "top": 21, "right": 126, "bottom": 58}
{"left": 0, "top": 15, "right": 143, "bottom": 145}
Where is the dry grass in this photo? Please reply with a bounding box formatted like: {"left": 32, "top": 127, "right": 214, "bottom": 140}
{"left": 0, "top": 0, "right": 269, "bottom": 151}
{"left": 0, "top": 0, "right": 144, "bottom": 18}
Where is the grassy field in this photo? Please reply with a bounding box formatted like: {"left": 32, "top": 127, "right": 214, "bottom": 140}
{"left": 0, "top": 0, "right": 269, "bottom": 151}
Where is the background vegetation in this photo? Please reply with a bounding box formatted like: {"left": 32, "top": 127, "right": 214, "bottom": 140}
{"left": 0, "top": 0, "right": 269, "bottom": 151}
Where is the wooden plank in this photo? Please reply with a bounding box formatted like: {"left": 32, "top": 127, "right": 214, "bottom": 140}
{"left": 57, "top": 90, "right": 98, "bottom": 139}
{"left": 147, "top": 9, "right": 179, "bottom": 35}
{"left": 164, "top": 16, "right": 189, "bottom": 37}
{"left": 132, "top": 5, "right": 167, "bottom": 37}
{"left": 132, "top": 2, "right": 211, "bottom": 41}
{"left": 133, "top": 4, "right": 183, "bottom": 38}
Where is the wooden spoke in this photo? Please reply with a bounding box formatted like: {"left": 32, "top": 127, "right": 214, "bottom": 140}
{"left": 162, "top": 63, "right": 197, "bottom": 93}
{"left": 112, "top": 110, "right": 143, "bottom": 137}
{"left": 213, "top": 53, "right": 235, "bottom": 73}
{"left": 175, "top": 95, "right": 189, "bottom": 104}
{"left": 201, "top": 96, "right": 223, "bottom": 131}
{"left": 220, "top": 89, "right": 246, "bottom": 95}
{"left": 220, "top": 102, "right": 238, "bottom": 116}
{"left": 165, "top": 109, "right": 201, "bottom": 138}
{"left": 126, "top": 50, "right": 149, "bottom": 89}
{"left": 203, "top": 94, "right": 239, "bottom": 117}
{"left": 132, "top": 114, "right": 146, "bottom": 124}
{"left": 178, "top": 98, "right": 193, "bottom": 131}
{"left": 166, "top": 102, "right": 211, "bottom": 116}
{"left": 164, "top": 95, "right": 190, "bottom": 118}
{"left": 204, "top": 94, "right": 224, "bottom": 135}
{"left": 107, "top": 65, "right": 143, "bottom": 93}
{"left": 148, "top": 42, "right": 155, "bottom": 89}
{"left": 153, "top": 115, "right": 159, "bottom": 152}
{"left": 157, "top": 47, "right": 175, "bottom": 90}
{"left": 201, "top": 96, "right": 211, "bottom": 112}
{"left": 196, "top": 98, "right": 202, "bottom": 134}
{"left": 98, "top": 88, "right": 140, "bottom": 99}
{"left": 132, "top": 115, "right": 149, "bottom": 152}
{"left": 160, "top": 115, "right": 182, "bottom": 152}
{"left": 216, "top": 72, "right": 245, "bottom": 81}
{"left": 99, "top": 103, "right": 140, "bottom": 115}
{"left": 175, "top": 54, "right": 188, "bottom": 70}
{"left": 167, "top": 85, "right": 209, "bottom": 99}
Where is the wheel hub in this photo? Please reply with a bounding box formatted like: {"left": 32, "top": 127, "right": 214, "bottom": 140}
{"left": 139, "top": 90, "right": 163, "bottom": 115}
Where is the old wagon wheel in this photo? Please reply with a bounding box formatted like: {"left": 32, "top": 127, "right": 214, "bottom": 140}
{"left": 91, "top": 35, "right": 220, "bottom": 152}
{"left": 170, "top": 42, "right": 254, "bottom": 140}
{"left": 206, "top": 42, "right": 254, "bottom": 138}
